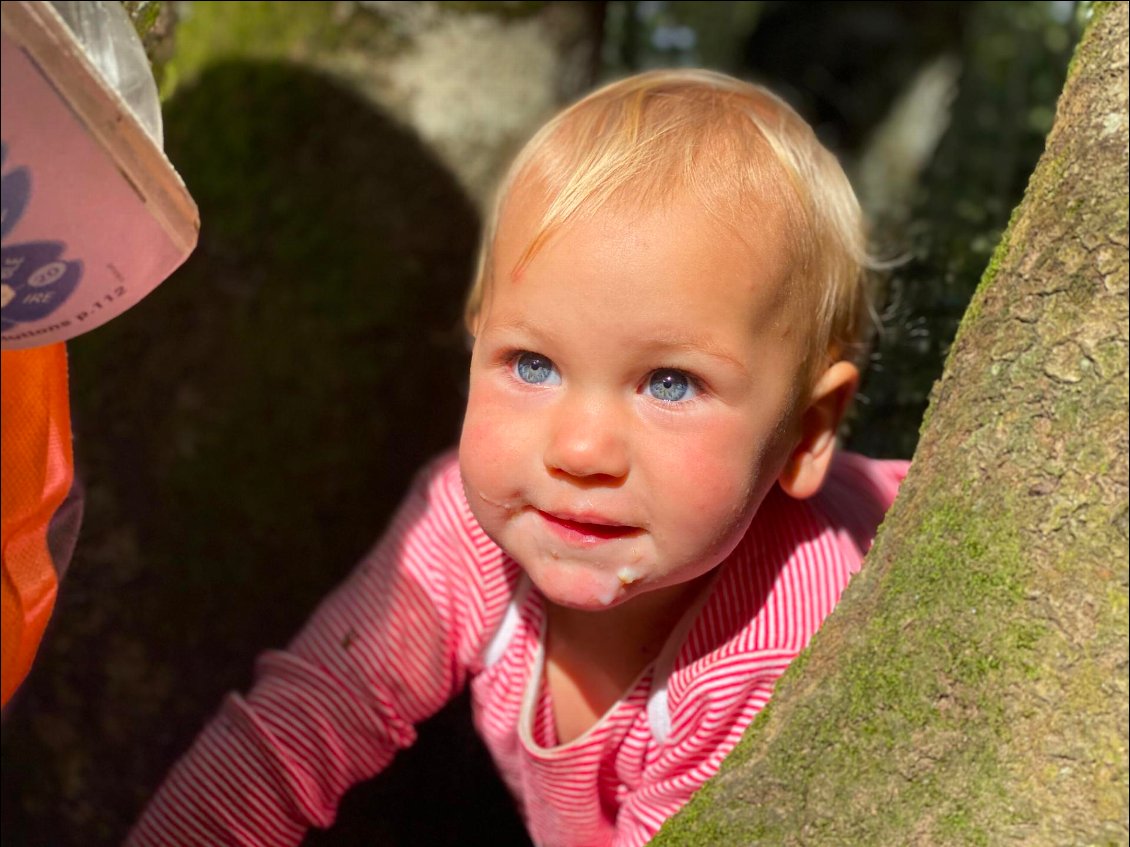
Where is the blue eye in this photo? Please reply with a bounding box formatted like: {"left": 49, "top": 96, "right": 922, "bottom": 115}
{"left": 514, "top": 352, "right": 560, "bottom": 385}
{"left": 646, "top": 369, "right": 695, "bottom": 403}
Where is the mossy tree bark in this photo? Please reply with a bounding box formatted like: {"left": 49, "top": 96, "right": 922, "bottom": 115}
{"left": 654, "top": 4, "right": 1128, "bottom": 845}
{"left": 158, "top": 0, "right": 605, "bottom": 208}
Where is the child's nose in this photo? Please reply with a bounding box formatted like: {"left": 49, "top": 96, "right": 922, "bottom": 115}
{"left": 544, "top": 394, "right": 629, "bottom": 482}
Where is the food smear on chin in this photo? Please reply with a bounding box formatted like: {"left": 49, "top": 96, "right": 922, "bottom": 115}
{"left": 617, "top": 567, "right": 640, "bottom": 586}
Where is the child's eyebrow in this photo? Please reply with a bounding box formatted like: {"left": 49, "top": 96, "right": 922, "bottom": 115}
{"left": 484, "top": 318, "right": 559, "bottom": 343}
{"left": 645, "top": 335, "right": 750, "bottom": 378}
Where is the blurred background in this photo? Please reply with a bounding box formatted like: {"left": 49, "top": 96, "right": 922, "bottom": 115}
{"left": 1, "top": 2, "right": 1081, "bottom": 844}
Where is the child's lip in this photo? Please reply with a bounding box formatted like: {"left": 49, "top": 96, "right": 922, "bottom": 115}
{"left": 536, "top": 509, "right": 640, "bottom": 541}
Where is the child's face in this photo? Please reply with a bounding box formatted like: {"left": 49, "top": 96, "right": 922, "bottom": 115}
{"left": 459, "top": 184, "right": 810, "bottom": 612}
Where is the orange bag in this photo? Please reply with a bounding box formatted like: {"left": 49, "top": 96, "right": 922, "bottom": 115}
{"left": 1, "top": 343, "right": 81, "bottom": 706}
{"left": 1, "top": 3, "right": 197, "bottom": 707}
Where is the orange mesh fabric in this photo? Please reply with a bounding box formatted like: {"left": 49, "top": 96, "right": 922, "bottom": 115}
{"left": 2, "top": 343, "right": 75, "bottom": 706}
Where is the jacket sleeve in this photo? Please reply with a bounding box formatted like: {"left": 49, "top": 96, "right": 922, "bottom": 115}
{"left": 128, "top": 453, "right": 482, "bottom": 846}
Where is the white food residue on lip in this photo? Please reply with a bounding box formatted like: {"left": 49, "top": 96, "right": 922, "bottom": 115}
{"left": 617, "top": 567, "right": 640, "bottom": 586}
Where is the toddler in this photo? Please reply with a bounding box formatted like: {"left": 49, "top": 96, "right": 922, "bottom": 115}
{"left": 130, "top": 69, "right": 907, "bottom": 846}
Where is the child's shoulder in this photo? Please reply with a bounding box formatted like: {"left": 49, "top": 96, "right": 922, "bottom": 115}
{"left": 415, "top": 446, "right": 464, "bottom": 492}
{"left": 809, "top": 450, "right": 909, "bottom": 556}
{"left": 390, "top": 447, "right": 486, "bottom": 562}
{"left": 677, "top": 453, "right": 906, "bottom": 673}
{"left": 402, "top": 447, "right": 471, "bottom": 521}
{"left": 729, "top": 450, "right": 906, "bottom": 570}
{"left": 658, "top": 453, "right": 907, "bottom": 736}
{"left": 826, "top": 450, "right": 909, "bottom": 505}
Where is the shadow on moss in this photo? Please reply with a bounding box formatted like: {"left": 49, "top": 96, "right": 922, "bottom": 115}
{"left": 2, "top": 61, "right": 529, "bottom": 846}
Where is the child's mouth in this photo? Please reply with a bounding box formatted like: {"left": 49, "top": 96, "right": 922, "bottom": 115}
{"left": 536, "top": 510, "right": 639, "bottom": 543}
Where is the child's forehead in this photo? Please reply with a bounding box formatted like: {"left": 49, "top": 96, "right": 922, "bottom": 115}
{"left": 491, "top": 181, "right": 797, "bottom": 326}
{"left": 492, "top": 171, "right": 797, "bottom": 296}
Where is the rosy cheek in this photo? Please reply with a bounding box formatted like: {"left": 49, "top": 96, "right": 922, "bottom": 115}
{"left": 681, "top": 451, "right": 744, "bottom": 515}
{"left": 460, "top": 414, "right": 497, "bottom": 485}
{"left": 459, "top": 410, "right": 496, "bottom": 463}
{"left": 459, "top": 383, "right": 524, "bottom": 489}
{"left": 656, "top": 422, "right": 765, "bottom": 539}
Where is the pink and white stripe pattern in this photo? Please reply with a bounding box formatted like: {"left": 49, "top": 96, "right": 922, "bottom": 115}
{"left": 129, "top": 450, "right": 906, "bottom": 847}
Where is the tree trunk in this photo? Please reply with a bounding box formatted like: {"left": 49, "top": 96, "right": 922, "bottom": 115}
{"left": 159, "top": 1, "right": 605, "bottom": 209}
{"left": 653, "top": 4, "right": 1129, "bottom": 845}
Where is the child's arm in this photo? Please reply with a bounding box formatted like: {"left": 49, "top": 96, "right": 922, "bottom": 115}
{"left": 127, "top": 453, "right": 497, "bottom": 846}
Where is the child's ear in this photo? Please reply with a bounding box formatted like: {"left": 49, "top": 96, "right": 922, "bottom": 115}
{"left": 777, "top": 361, "right": 859, "bottom": 500}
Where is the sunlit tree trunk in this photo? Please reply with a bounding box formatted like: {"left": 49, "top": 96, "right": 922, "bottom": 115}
{"left": 157, "top": 0, "right": 604, "bottom": 208}
{"left": 653, "top": 4, "right": 1128, "bottom": 844}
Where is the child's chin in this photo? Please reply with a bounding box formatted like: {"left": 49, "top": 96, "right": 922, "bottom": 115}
{"left": 528, "top": 564, "right": 628, "bottom": 610}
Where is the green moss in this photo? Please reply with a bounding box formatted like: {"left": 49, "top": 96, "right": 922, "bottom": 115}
{"left": 914, "top": 194, "right": 1023, "bottom": 441}
{"left": 654, "top": 489, "right": 1038, "bottom": 846}
{"left": 937, "top": 806, "right": 990, "bottom": 846}
{"left": 1086, "top": 2, "right": 1118, "bottom": 28}
{"left": 121, "top": 0, "right": 161, "bottom": 40}
{"left": 159, "top": 1, "right": 343, "bottom": 99}
{"left": 1066, "top": 2, "right": 1115, "bottom": 85}
{"left": 959, "top": 199, "right": 1020, "bottom": 332}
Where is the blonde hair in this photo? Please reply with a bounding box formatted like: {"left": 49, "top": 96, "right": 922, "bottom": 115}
{"left": 465, "top": 68, "right": 875, "bottom": 380}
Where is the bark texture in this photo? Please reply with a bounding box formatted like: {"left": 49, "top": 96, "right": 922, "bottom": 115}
{"left": 653, "top": 4, "right": 1129, "bottom": 845}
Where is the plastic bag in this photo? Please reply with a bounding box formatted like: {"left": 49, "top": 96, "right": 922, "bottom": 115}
{"left": 48, "top": 0, "right": 163, "bottom": 145}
